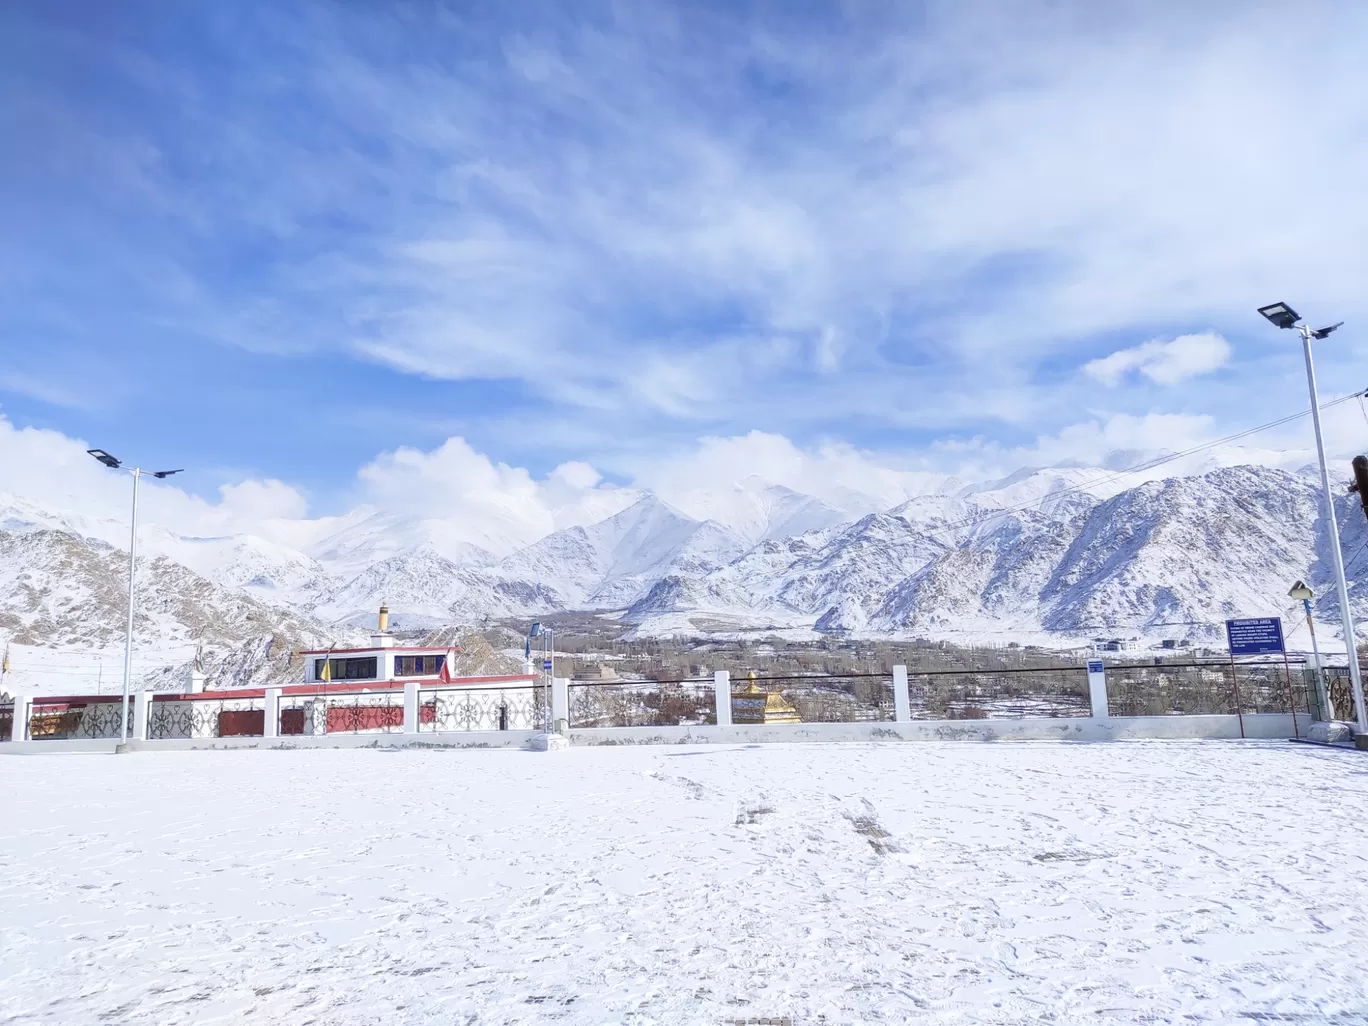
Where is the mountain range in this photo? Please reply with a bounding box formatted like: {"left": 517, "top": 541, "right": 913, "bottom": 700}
{"left": 3, "top": 458, "right": 1367, "bottom": 694}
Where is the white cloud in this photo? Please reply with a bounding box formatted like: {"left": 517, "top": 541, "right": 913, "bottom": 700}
{"left": 354, "top": 437, "right": 637, "bottom": 554}
{"left": 634, "top": 431, "right": 951, "bottom": 520}
{"left": 12, "top": 3, "right": 1368, "bottom": 459}
{"left": 303, "top": 1, "right": 1368, "bottom": 420}
{"left": 1011, "top": 412, "right": 1219, "bottom": 468}
{"left": 1084, "top": 333, "right": 1233, "bottom": 387}
{"left": 0, "top": 411, "right": 310, "bottom": 543}
{"left": 5, "top": 407, "right": 1358, "bottom": 568}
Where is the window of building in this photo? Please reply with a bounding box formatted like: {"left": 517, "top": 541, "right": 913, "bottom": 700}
{"left": 395, "top": 655, "right": 445, "bottom": 676}
{"left": 314, "top": 656, "right": 378, "bottom": 681}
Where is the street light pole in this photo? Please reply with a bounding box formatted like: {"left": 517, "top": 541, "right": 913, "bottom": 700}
{"left": 538, "top": 632, "right": 549, "bottom": 733}
{"left": 87, "top": 450, "right": 182, "bottom": 747}
{"left": 120, "top": 467, "right": 141, "bottom": 743}
{"left": 1289, "top": 582, "right": 1328, "bottom": 718}
{"left": 1258, "top": 306, "right": 1367, "bottom": 740}
{"left": 1296, "top": 326, "right": 1367, "bottom": 737}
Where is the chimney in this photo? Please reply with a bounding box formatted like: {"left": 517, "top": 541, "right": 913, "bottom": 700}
{"left": 186, "top": 645, "right": 206, "bottom": 693}
{"left": 372, "top": 600, "right": 394, "bottom": 648}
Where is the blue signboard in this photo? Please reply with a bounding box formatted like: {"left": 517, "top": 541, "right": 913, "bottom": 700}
{"left": 1086, "top": 659, "right": 1105, "bottom": 674}
{"left": 1225, "top": 617, "right": 1284, "bottom": 656}
{"left": 542, "top": 659, "right": 553, "bottom": 670}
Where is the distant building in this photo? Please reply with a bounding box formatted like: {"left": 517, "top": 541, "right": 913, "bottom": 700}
{"left": 299, "top": 603, "right": 459, "bottom": 686}
{"left": 573, "top": 662, "right": 618, "bottom": 682}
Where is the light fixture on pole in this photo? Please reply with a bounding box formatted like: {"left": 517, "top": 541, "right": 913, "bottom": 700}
{"left": 527, "top": 622, "right": 553, "bottom": 730}
{"left": 87, "top": 450, "right": 183, "bottom": 745}
{"left": 1288, "top": 580, "right": 1328, "bottom": 718}
{"left": 1258, "top": 305, "right": 1367, "bottom": 743}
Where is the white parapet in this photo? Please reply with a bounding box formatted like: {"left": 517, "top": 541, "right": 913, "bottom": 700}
{"left": 9, "top": 694, "right": 28, "bottom": 742}
{"left": 403, "top": 681, "right": 420, "bottom": 734}
{"left": 714, "top": 670, "right": 732, "bottom": 727}
{"left": 1087, "top": 660, "right": 1109, "bottom": 719}
{"left": 892, "top": 665, "right": 911, "bottom": 723}
{"left": 263, "top": 689, "right": 281, "bottom": 739}
{"left": 132, "top": 691, "right": 152, "bottom": 742}
{"left": 551, "top": 677, "right": 569, "bottom": 735}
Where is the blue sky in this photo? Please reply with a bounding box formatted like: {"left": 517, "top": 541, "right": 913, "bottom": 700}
{"left": 3, "top": 0, "right": 1368, "bottom": 535}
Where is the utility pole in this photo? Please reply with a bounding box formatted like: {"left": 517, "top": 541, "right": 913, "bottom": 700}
{"left": 87, "top": 450, "right": 183, "bottom": 745}
{"left": 1256, "top": 305, "right": 1368, "bottom": 744}
{"left": 121, "top": 467, "right": 141, "bottom": 742}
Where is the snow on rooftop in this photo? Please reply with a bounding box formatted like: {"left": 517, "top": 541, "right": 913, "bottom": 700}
{"left": 3, "top": 741, "right": 1366, "bottom": 1023}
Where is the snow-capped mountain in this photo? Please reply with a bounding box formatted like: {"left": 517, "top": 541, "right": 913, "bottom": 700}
{"left": 4, "top": 462, "right": 1367, "bottom": 663}
{"left": 663, "top": 477, "right": 874, "bottom": 544}
{"left": 301, "top": 507, "right": 499, "bottom": 578}
{"left": 0, "top": 525, "right": 359, "bottom": 694}
{"left": 493, "top": 496, "right": 749, "bottom": 610}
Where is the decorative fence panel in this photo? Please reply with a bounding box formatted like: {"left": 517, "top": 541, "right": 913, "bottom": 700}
{"left": 0, "top": 698, "right": 12, "bottom": 741}
{"left": 319, "top": 692, "right": 405, "bottom": 734}
{"left": 148, "top": 697, "right": 266, "bottom": 740}
{"left": 420, "top": 686, "right": 545, "bottom": 732}
{"left": 1323, "top": 668, "right": 1358, "bottom": 722}
{"left": 1105, "top": 661, "right": 1312, "bottom": 717}
{"left": 906, "top": 668, "right": 1090, "bottom": 719}
{"left": 570, "top": 682, "right": 717, "bottom": 728}
{"left": 279, "top": 701, "right": 309, "bottom": 735}
{"left": 26, "top": 699, "right": 130, "bottom": 740}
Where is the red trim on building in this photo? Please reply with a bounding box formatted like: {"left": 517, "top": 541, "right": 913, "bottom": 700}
{"left": 297, "top": 646, "right": 456, "bottom": 656}
{"left": 416, "top": 674, "right": 537, "bottom": 688}
{"left": 147, "top": 674, "right": 538, "bottom": 702}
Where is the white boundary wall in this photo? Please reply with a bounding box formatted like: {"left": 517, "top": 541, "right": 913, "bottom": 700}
{"left": 0, "top": 664, "right": 1308, "bottom": 754}
{"left": 0, "top": 714, "right": 1299, "bottom": 755}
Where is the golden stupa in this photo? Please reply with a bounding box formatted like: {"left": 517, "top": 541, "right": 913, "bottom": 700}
{"left": 731, "top": 670, "right": 802, "bottom": 724}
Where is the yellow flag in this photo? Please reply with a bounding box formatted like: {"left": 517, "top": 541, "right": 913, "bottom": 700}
{"left": 319, "top": 652, "right": 332, "bottom": 683}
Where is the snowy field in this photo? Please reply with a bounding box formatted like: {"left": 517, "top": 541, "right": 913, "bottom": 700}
{"left": 3, "top": 742, "right": 1367, "bottom": 1025}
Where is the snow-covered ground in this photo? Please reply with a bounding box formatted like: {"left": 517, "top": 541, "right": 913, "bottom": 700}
{"left": 3, "top": 741, "right": 1366, "bottom": 1024}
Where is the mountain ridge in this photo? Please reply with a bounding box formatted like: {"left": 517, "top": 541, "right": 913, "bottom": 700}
{"left": 3, "top": 462, "right": 1366, "bottom": 670}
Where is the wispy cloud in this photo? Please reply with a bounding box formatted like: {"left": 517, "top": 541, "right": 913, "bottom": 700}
{"left": 4, "top": 0, "right": 1368, "bottom": 475}
{"left": 0, "top": 372, "right": 104, "bottom": 412}
{"left": 1084, "top": 333, "right": 1232, "bottom": 387}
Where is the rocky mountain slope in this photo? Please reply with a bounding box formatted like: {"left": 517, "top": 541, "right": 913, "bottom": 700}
{"left": 4, "top": 463, "right": 1367, "bottom": 667}
{"left": 0, "top": 526, "right": 359, "bottom": 693}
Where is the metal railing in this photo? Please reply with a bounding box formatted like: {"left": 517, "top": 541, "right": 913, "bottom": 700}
{"left": 570, "top": 681, "right": 717, "bottom": 728}
{"left": 3, "top": 659, "right": 1329, "bottom": 748}
{"left": 25, "top": 698, "right": 130, "bottom": 740}
{"left": 148, "top": 697, "right": 266, "bottom": 739}
{"left": 742, "top": 674, "right": 895, "bottom": 723}
{"left": 906, "top": 667, "right": 1090, "bottom": 719}
{"left": 419, "top": 685, "right": 546, "bottom": 732}
{"left": 1104, "top": 661, "right": 1313, "bottom": 717}
{"left": 1323, "top": 668, "right": 1359, "bottom": 722}
{"left": 278, "top": 691, "right": 406, "bottom": 735}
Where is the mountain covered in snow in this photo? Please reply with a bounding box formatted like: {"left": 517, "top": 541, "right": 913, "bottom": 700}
{"left": 3, "top": 461, "right": 1367, "bottom": 666}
